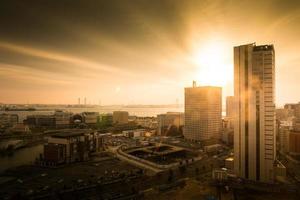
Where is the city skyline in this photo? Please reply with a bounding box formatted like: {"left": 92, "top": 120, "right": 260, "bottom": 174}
{"left": 1, "top": 1, "right": 300, "bottom": 198}
{"left": 1, "top": 0, "right": 300, "bottom": 106}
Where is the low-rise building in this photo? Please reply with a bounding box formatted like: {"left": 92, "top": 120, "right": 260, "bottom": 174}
{"left": 274, "top": 160, "right": 286, "bottom": 181}
{"left": 204, "top": 144, "right": 222, "bottom": 154}
{"left": 135, "top": 117, "right": 158, "bottom": 129}
{"left": 54, "top": 110, "right": 72, "bottom": 128}
{"left": 122, "top": 129, "right": 147, "bottom": 138}
{"left": 278, "top": 125, "right": 300, "bottom": 157}
{"left": 42, "top": 129, "right": 103, "bottom": 165}
{"left": 82, "top": 112, "right": 99, "bottom": 125}
{"left": 289, "top": 130, "right": 300, "bottom": 155}
{"left": 157, "top": 112, "right": 184, "bottom": 136}
{"left": 225, "top": 157, "right": 234, "bottom": 170}
{"left": 278, "top": 124, "right": 291, "bottom": 154}
{"left": 0, "top": 113, "right": 18, "bottom": 128}
{"left": 43, "top": 143, "right": 66, "bottom": 165}
{"left": 10, "top": 123, "right": 31, "bottom": 134}
{"left": 222, "top": 129, "right": 233, "bottom": 146}
{"left": 25, "top": 115, "right": 56, "bottom": 128}
{"left": 98, "top": 113, "right": 113, "bottom": 127}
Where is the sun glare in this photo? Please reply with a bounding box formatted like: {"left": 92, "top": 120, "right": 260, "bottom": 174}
{"left": 191, "top": 41, "right": 232, "bottom": 87}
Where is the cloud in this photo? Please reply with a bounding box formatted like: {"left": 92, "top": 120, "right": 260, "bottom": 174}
{"left": 0, "top": 0, "right": 300, "bottom": 104}
{"left": 0, "top": 41, "right": 124, "bottom": 74}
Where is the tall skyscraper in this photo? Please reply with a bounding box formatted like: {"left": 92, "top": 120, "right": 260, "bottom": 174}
{"left": 226, "top": 96, "right": 235, "bottom": 119}
{"left": 234, "top": 43, "right": 276, "bottom": 182}
{"left": 226, "top": 96, "right": 235, "bottom": 129}
{"left": 184, "top": 83, "right": 222, "bottom": 141}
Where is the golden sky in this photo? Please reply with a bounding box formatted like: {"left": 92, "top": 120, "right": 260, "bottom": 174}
{"left": 0, "top": 0, "right": 300, "bottom": 106}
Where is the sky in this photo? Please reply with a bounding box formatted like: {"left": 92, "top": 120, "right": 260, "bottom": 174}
{"left": 0, "top": 0, "right": 300, "bottom": 106}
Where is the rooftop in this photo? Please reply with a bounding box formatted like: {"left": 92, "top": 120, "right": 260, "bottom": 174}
{"left": 253, "top": 44, "right": 274, "bottom": 51}
{"left": 52, "top": 129, "right": 94, "bottom": 138}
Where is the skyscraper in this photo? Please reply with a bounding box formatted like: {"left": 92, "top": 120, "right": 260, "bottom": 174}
{"left": 226, "top": 96, "right": 235, "bottom": 129}
{"left": 184, "top": 83, "right": 222, "bottom": 141}
{"left": 234, "top": 43, "right": 276, "bottom": 182}
{"left": 226, "top": 96, "right": 235, "bottom": 119}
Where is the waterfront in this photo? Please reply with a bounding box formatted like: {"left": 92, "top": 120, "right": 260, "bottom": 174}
{"left": 0, "top": 105, "right": 184, "bottom": 122}
{"left": 0, "top": 105, "right": 227, "bottom": 123}
{"left": 0, "top": 144, "right": 43, "bottom": 172}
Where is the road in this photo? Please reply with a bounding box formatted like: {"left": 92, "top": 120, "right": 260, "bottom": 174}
{"left": 107, "top": 145, "right": 163, "bottom": 175}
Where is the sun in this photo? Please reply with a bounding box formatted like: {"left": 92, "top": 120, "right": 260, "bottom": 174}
{"left": 191, "top": 41, "right": 232, "bottom": 87}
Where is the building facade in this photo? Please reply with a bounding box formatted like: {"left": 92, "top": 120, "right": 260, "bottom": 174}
{"left": 25, "top": 115, "right": 56, "bottom": 128}
{"left": 98, "top": 113, "right": 113, "bottom": 127}
{"left": 54, "top": 110, "right": 72, "bottom": 128}
{"left": 0, "top": 113, "right": 18, "bottom": 128}
{"left": 234, "top": 43, "right": 276, "bottom": 182}
{"left": 184, "top": 84, "right": 222, "bottom": 141}
{"left": 82, "top": 112, "right": 99, "bottom": 126}
{"left": 157, "top": 112, "right": 184, "bottom": 136}
{"left": 113, "top": 111, "right": 129, "bottom": 124}
{"left": 292, "top": 103, "right": 300, "bottom": 131}
{"left": 226, "top": 96, "right": 235, "bottom": 129}
{"left": 289, "top": 131, "right": 300, "bottom": 155}
{"left": 135, "top": 117, "right": 158, "bottom": 129}
{"left": 43, "top": 129, "right": 103, "bottom": 165}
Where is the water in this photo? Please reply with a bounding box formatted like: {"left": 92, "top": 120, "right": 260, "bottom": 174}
{"left": 0, "top": 105, "right": 225, "bottom": 172}
{"left": 0, "top": 105, "right": 184, "bottom": 122}
{"left": 0, "top": 144, "right": 43, "bottom": 173}
{"left": 0, "top": 106, "right": 225, "bottom": 122}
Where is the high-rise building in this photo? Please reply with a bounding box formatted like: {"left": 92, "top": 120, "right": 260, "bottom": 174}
{"left": 226, "top": 96, "right": 235, "bottom": 129}
{"left": 234, "top": 43, "right": 276, "bottom": 182}
{"left": 184, "top": 83, "right": 222, "bottom": 141}
{"left": 226, "top": 96, "right": 235, "bottom": 119}
{"left": 292, "top": 103, "right": 300, "bottom": 131}
{"left": 113, "top": 111, "right": 129, "bottom": 124}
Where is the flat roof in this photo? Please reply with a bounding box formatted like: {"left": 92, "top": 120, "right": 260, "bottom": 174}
{"left": 52, "top": 129, "right": 94, "bottom": 138}
{"left": 253, "top": 44, "right": 274, "bottom": 51}
{"left": 185, "top": 86, "right": 222, "bottom": 90}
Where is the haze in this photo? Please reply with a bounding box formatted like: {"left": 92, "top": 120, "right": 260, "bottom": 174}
{"left": 0, "top": 0, "right": 300, "bottom": 106}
